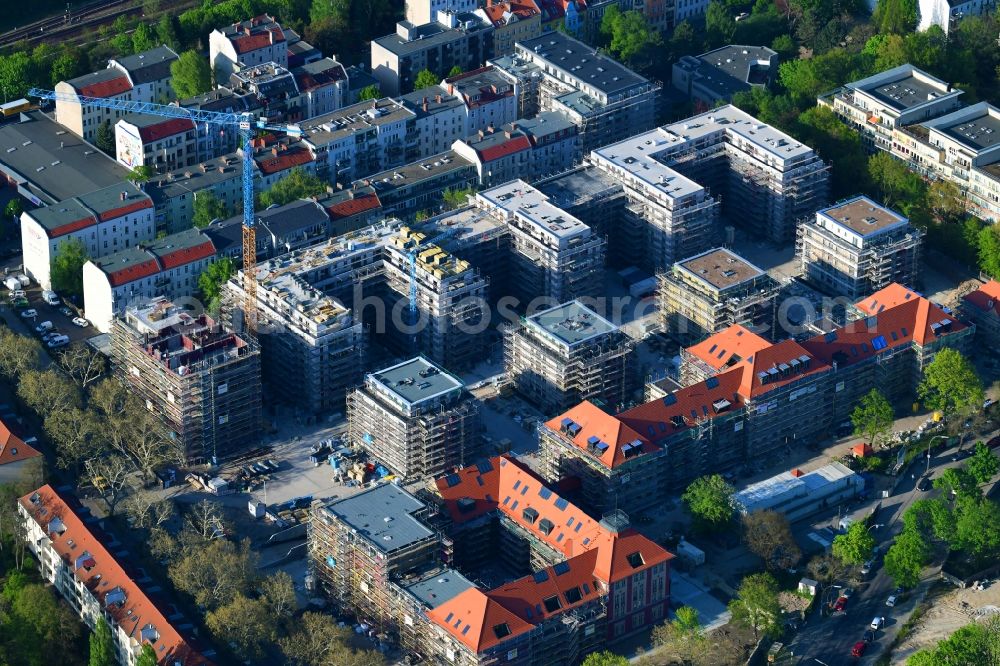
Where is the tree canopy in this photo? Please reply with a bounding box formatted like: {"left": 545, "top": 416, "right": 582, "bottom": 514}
{"left": 742, "top": 510, "right": 801, "bottom": 571}
{"left": 171, "top": 49, "right": 212, "bottom": 99}
{"left": 357, "top": 84, "right": 380, "bottom": 101}
{"left": 192, "top": 191, "right": 229, "bottom": 229}
{"left": 259, "top": 168, "right": 327, "bottom": 207}
{"left": 884, "top": 526, "right": 930, "bottom": 588}
{"left": 851, "top": 388, "right": 894, "bottom": 449}
{"left": 918, "top": 348, "right": 984, "bottom": 417}
{"left": 413, "top": 69, "right": 440, "bottom": 91}
{"left": 198, "top": 258, "right": 235, "bottom": 312}
{"left": 581, "top": 651, "right": 629, "bottom": 666}
{"left": 727, "top": 573, "right": 782, "bottom": 641}
{"left": 967, "top": 441, "right": 1000, "bottom": 485}
{"left": 50, "top": 237, "right": 89, "bottom": 299}
{"left": 682, "top": 474, "right": 735, "bottom": 532}
{"left": 832, "top": 521, "right": 876, "bottom": 566}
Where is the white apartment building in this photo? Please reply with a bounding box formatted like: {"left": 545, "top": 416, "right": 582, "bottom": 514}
{"left": 441, "top": 65, "right": 519, "bottom": 136}
{"left": 115, "top": 113, "right": 197, "bottom": 173}
{"left": 209, "top": 14, "right": 288, "bottom": 81}
{"left": 18, "top": 485, "right": 210, "bottom": 666}
{"left": 399, "top": 89, "right": 469, "bottom": 158}
{"left": 406, "top": 0, "right": 478, "bottom": 25}
{"left": 918, "top": 0, "right": 993, "bottom": 34}
{"left": 294, "top": 58, "right": 351, "bottom": 119}
{"left": 82, "top": 227, "right": 217, "bottom": 333}
{"left": 21, "top": 182, "right": 155, "bottom": 290}
{"left": 107, "top": 45, "right": 179, "bottom": 104}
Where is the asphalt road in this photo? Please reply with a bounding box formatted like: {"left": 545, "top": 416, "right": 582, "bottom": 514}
{"left": 785, "top": 437, "right": 995, "bottom": 665}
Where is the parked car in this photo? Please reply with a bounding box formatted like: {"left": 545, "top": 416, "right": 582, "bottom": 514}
{"left": 851, "top": 641, "right": 868, "bottom": 658}
{"left": 34, "top": 320, "right": 52, "bottom": 334}
{"left": 72, "top": 317, "right": 89, "bottom": 328}
{"left": 19, "top": 308, "right": 36, "bottom": 319}
{"left": 47, "top": 335, "right": 70, "bottom": 349}
{"left": 41, "top": 330, "right": 61, "bottom": 342}
{"left": 41, "top": 290, "right": 59, "bottom": 306}
{"left": 870, "top": 616, "right": 885, "bottom": 631}
{"left": 886, "top": 595, "right": 897, "bottom": 607}
{"left": 833, "top": 596, "right": 847, "bottom": 613}
{"left": 58, "top": 305, "right": 73, "bottom": 317}
{"left": 8, "top": 289, "right": 25, "bottom": 299}
{"left": 918, "top": 476, "right": 933, "bottom": 492}
{"left": 861, "top": 560, "right": 874, "bottom": 575}
{"left": 10, "top": 297, "right": 29, "bottom": 309}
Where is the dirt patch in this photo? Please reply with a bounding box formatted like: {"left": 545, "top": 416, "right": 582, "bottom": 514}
{"left": 892, "top": 581, "right": 1000, "bottom": 663}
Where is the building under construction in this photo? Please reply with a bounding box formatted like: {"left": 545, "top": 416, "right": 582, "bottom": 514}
{"left": 384, "top": 228, "right": 490, "bottom": 371}
{"left": 416, "top": 205, "right": 511, "bottom": 299}
{"left": 347, "top": 356, "right": 481, "bottom": 479}
{"left": 476, "top": 180, "right": 606, "bottom": 305}
{"left": 796, "top": 195, "right": 923, "bottom": 299}
{"left": 657, "top": 105, "right": 830, "bottom": 244}
{"left": 111, "top": 298, "right": 260, "bottom": 463}
{"left": 504, "top": 301, "right": 635, "bottom": 414}
{"left": 659, "top": 247, "right": 780, "bottom": 345}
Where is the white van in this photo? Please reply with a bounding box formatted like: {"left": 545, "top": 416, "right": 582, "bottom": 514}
{"left": 42, "top": 290, "right": 59, "bottom": 306}
{"left": 4, "top": 276, "right": 19, "bottom": 291}
{"left": 15, "top": 274, "right": 29, "bottom": 287}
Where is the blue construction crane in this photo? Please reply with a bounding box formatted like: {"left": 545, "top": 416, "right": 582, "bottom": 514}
{"left": 28, "top": 87, "right": 304, "bottom": 332}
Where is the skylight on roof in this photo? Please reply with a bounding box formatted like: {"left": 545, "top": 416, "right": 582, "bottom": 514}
{"left": 493, "top": 623, "right": 511, "bottom": 639}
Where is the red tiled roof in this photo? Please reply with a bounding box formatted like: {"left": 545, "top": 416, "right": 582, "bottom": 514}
{"left": 0, "top": 419, "right": 40, "bottom": 467}
{"left": 158, "top": 241, "right": 215, "bottom": 270}
{"left": 735, "top": 338, "right": 827, "bottom": 398}
{"left": 856, "top": 283, "right": 923, "bottom": 316}
{"left": 544, "top": 401, "right": 656, "bottom": 469}
{"left": 294, "top": 64, "right": 347, "bottom": 92}
{"left": 432, "top": 457, "right": 672, "bottom": 652}
{"left": 482, "top": 0, "right": 540, "bottom": 25}
{"left": 685, "top": 324, "right": 772, "bottom": 371}
{"left": 108, "top": 258, "right": 160, "bottom": 287}
{"left": 49, "top": 216, "right": 96, "bottom": 238}
{"left": 255, "top": 146, "right": 314, "bottom": 175}
{"left": 231, "top": 26, "right": 285, "bottom": 54}
{"left": 478, "top": 135, "right": 531, "bottom": 162}
{"left": 78, "top": 76, "right": 132, "bottom": 98}
{"left": 136, "top": 118, "right": 195, "bottom": 144}
{"left": 98, "top": 198, "right": 153, "bottom": 222}
{"left": 19, "top": 485, "right": 212, "bottom": 666}
{"left": 963, "top": 280, "right": 1000, "bottom": 317}
{"left": 326, "top": 193, "right": 381, "bottom": 219}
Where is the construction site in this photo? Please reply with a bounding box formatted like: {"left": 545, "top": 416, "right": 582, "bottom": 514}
{"left": 504, "top": 301, "right": 636, "bottom": 415}
{"left": 796, "top": 195, "right": 924, "bottom": 299}
{"left": 346, "top": 356, "right": 481, "bottom": 479}
{"left": 384, "top": 228, "right": 490, "bottom": 371}
{"left": 658, "top": 247, "right": 781, "bottom": 345}
{"left": 111, "top": 298, "right": 261, "bottom": 463}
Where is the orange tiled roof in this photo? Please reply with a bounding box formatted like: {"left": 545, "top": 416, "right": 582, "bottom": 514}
{"left": 856, "top": 283, "right": 922, "bottom": 315}
{"left": 544, "top": 401, "right": 656, "bottom": 469}
{"left": 963, "top": 280, "right": 1000, "bottom": 317}
{"left": 49, "top": 217, "right": 96, "bottom": 238}
{"left": 97, "top": 198, "right": 153, "bottom": 223}
{"left": 735, "top": 338, "right": 827, "bottom": 398}
{"left": 158, "top": 241, "right": 215, "bottom": 270}
{"left": 108, "top": 258, "right": 160, "bottom": 287}
{"left": 78, "top": 75, "right": 132, "bottom": 98}
{"left": 478, "top": 135, "right": 531, "bottom": 162}
{"left": 254, "top": 146, "right": 314, "bottom": 175}
{"left": 0, "top": 418, "right": 40, "bottom": 466}
{"left": 428, "top": 588, "right": 534, "bottom": 653}
{"left": 685, "top": 324, "right": 772, "bottom": 371}
{"left": 326, "top": 192, "right": 381, "bottom": 219}
{"left": 136, "top": 118, "right": 195, "bottom": 144}
{"left": 19, "top": 485, "right": 212, "bottom": 666}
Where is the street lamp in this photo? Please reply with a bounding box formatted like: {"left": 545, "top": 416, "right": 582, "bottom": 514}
{"left": 926, "top": 435, "right": 950, "bottom": 475}
{"left": 868, "top": 523, "right": 884, "bottom": 533}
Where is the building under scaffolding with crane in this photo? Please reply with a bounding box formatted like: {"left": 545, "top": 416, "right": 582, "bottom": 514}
{"left": 346, "top": 356, "right": 481, "bottom": 479}
{"left": 111, "top": 298, "right": 261, "bottom": 463}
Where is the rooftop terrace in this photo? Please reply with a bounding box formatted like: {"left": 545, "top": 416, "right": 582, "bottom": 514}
{"left": 676, "top": 247, "right": 765, "bottom": 291}
{"left": 369, "top": 356, "right": 465, "bottom": 407}
{"left": 526, "top": 301, "right": 617, "bottom": 347}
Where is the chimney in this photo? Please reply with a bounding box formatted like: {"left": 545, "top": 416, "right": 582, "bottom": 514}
{"left": 272, "top": 146, "right": 280, "bottom": 156}
{"left": 244, "top": 26, "right": 252, "bottom": 36}
{"left": 478, "top": 129, "right": 485, "bottom": 139}
{"left": 488, "top": 124, "right": 495, "bottom": 133}
{"left": 510, "top": 122, "right": 517, "bottom": 131}
{"left": 120, "top": 191, "right": 127, "bottom": 201}
{"left": 504, "top": 129, "right": 512, "bottom": 138}
{"left": 435, "top": 94, "right": 442, "bottom": 103}
{"left": 423, "top": 96, "right": 429, "bottom": 112}
{"left": 449, "top": 84, "right": 455, "bottom": 94}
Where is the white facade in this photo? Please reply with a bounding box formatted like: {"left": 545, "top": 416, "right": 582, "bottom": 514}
{"left": 115, "top": 116, "right": 197, "bottom": 173}
{"left": 405, "top": 0, "right": 478, "bottom": 27}
{"left": 918, "top": 0, "right": 992, "bottom": 34}
{"left": 209, "top": 16, "right": 288, "bottom": 82}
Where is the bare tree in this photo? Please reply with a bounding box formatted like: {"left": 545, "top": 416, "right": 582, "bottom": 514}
{"left": 123, "top": 490, "right": 174, "bottom": 529}
{"left": 89, "top": 378, "right": 132, "bottom": 455}
{"left": 57, "top": 342, "right": 107, "bottom": 388}
{"left": 84, "top": 454, "right": 135, "bottom": 516}
{"left": 185, "top": 499, "right": 226, "bottom": 541}
{"left": 44, "top": 408, "right": 103, "bottom": 471}
{"left": 260, "top": 571, "right": 297, "bottom": 621}
{"left": 18, "top": 369, "right": 82, "bottom": 414}
{"left": 742, "top": 510, "right": 802, "bottom": 571}
{"left": 127, "top": 410, "right": 180, "bottom": 484}
{"left": 0, "top": 328, "right": 41, "bottom": 378}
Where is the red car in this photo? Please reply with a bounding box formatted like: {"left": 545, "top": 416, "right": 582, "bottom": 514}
{"left": 833, "top": 596, "right": 848, "bottom": 613}
{"left": 852, "top": 641, "right": 868, "bottom": 658}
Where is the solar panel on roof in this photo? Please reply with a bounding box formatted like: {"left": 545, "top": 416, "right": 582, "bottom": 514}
{"left": 583, "top": 537, "right": 590, "bottom": 545}
{"left": 539, "top": 487, "right": 553, "bottom": 500}
{"left": 520, "top": 485, "right": 529, "bottom": 495}
{"left": 445, "top": 474, "right": 461, "bottom": 487}
{"left": 533, "top": 570, "right": 549, "bottom": 583}
{"left": 513, "top": 479, "right": 521, "bottom": 490}
{"left": 717, "top": 349, "right": 726, "bottom": 359}
{"left": 575, "top": 522, "right": 583, "bottom": 532}
{"left": 872, "top": 335, "right": 887, "bottom": 351}
{"left": 554, "top": 561, "right": 571, "bottom": 576}
{"left": 556, "top": 533, "right": 564, "bottom": 542}
{"left": 706, "top": 377, "right": 719, "bottom": 389}
{"left": 477, "top": 459, "right": 494, "bottom": 474}
{"left": 445, "top": 612, "right": 454, "bottom": 623}
{"left": 462, "top": 624, "right": 471, "bottom": 635}
{"left": 555, "top": 498, "right": 569, "bottom": 510}
{"left": 663, "top": 394, "right": 677, "bottom": 406}
{"left": 825, "top": 331, "right": 838, "bottom": 343}
{"left": 511, "top": 500, "right": 519, "bottom": 510}
{"left": 709, "top": 344, "right": 717, "bottom": 353}
{"left": 566, "top": 516, "right": 574, "bottom": 526}
{"left": 476, "top": 476, "right": 484, "bottom": 486}
{"left": 901, "top": 327, "right": 908, "bottom": 337}
{"left": 503, "top": 496, "right": 510, "bottom": 505}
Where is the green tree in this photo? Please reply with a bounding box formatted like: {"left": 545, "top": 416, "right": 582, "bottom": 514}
{"left": 443, "top": 186, "right": 475, "bottom": 210}
{"left": 413, "top": 68, "right": 440, "bottom": 91}
{"left": 934, "top": 467, "right": 980, "bottom": 500}
{"left": 851, "top": 388, "right": 894, "bottom": 448}
{"left": 793, "top": 106, "right": 871, "bottom": 198}
{"left": 873, "top": 0, "right": 918, "bottom": 34}
{"left": 192, "top": 191, "right": 229, "bottom": 228}
{"left": 669, "top": 20, "right": 698, "bottom": 60}
{"left": 581, "top": 651, "right": 629, "bottom": 666}
{"left": 89, "top": 618, "right": 114, "bottom": 666}
{"left": 206, "top": 594, "right": 275, "bottom": 659}
{"left": 156, "top": 15, "right": 181, "bottom": 50}
{"left": 600, "top": 8, "right": 659, "bottom": 65}
{"left": 651, "top": 606, "right": 704, "bottom": 663}
{"left": 169, "top": 538, "right": 258, "bottom": 610}
{"left": 682, "top": 474, "right": 734, "bottom": 532}
{"left": 979, "top": 225, "right": 1000, "bottom": 279}
{"left": 907, "top": 618, "right": 1000, "bottom": 665}
{"left": 918, "top": 348, "right": 984, "bottom": 418}
{"left": 967, "top": 441, "right": 1000, "bottom": 485}
{"left": 259, "top": 168, "right": 327, "bottom": 207}
{"left": 50, "top": 49, "right": 87, "bottom": 87}
{"left": 135, "top": 643, "right": 157, "bottom": 666}
{"left": 0, "top": 51, "right": 40, "bottom": 102}
{"left": 448, "top": 65, "right": 463, "bottom": 77}
{"left": 884, "top": 528, "right": 930, "bottom": 588}
{"left": 832, "top": 521, "right": 877, "bottom": 565}
{"left": 705, "top": 1, "right": 736, "bottom": 47}
{"left": 50, "top": 237, "right": 89, "bottom": 298}
{"left": 129, "top": 165, "right": 154, "bottom": 183}
{"left": 310, "top": 0, "right": 351, "bottom": 23}
{"left": 771, "top": 34, "right": 797, "bottom": 60}
{"left": 954, "top": 496, "right": 1000, "bottom": 556}
{"left": 95, "top": 121, "right": 115, "bottom": 155}
{"left": 727, "top": 573, "right": 782, "bottom": 641}
{"left": 171, "top": 49, "right": 212, "bottom": 99}
{"left": 131, "top": 22, "right": 156, "bottom": 54}
{"left": 357, "top": 84, "right": 380, "bottom": 101}
{"left": 198, "top": 258, "right": 235, "bottom": 312}
{"left": 5, "top": 198, "right": 23, "bottom": 220}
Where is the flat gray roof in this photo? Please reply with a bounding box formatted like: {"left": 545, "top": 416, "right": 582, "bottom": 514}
{"left": 0, "top": 112, "right": 131, "bottom": 205}
{"left": 514, "top": 111, "right": 576, "bottom": 140}
{"left": 479, "top": 179, "right": 590, "bottom": 241}
{"left": 445, "top": 66, "right": 514, "bottom": 102}
{"left": 516, "top": 32, "right": 648, "bottom": 97}
{"left": 111, "top": 46, "right": 178, "bottom": 84}
{"left": 404, "top": 568, "right": 476, "bottom": 608}
{"left": 940, "top": 112, "right": 1000, "bottom": 152}
{"left": 29, "top": 181, "right": 149, "bottom": 233}
{"left": 398, "top": 88, "right": 465, "bottom": 118}
{"left": 370, "top": 356, "right": 464, "bottom": 406}
{"left": 362, "top": 151, "right": 473, "bottom": 198}
{"left": 526, "top": 300, "right": 617, "bottom": 346}
{"left": 301, "top": 97, "right": 415, "bottom": 146}
{"left": 535, "top": 166, "right": 623, "bottom": 210}
{"left": 374, "top": 16, "right": 488, "bottom": 57}
{"left": 676, "top": 247, "right": 764, "bottom": 290}
{"left": 818, "top": 196, "right": 907, "bottom": 237}
{"left": 678, "top": 45, "right": 776, "bottom": 100}
{"left": 325, "top": 484, "right": 435, "bottom": 554}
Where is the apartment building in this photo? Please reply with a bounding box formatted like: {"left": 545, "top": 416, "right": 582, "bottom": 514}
{"left": 112, "top": 299, "right": 261, "bottom": 462}
{"left": 0, "top": 111, "right": 131, "bottom": 207}
{"left": 414, "top": 204, "right": 511, "bottom": 295}
{"left": 534, "top": 165, "right": 628, "bottom": 261}
{"left": 477, "top": 180, "right": 604, "bottom": 303}
{"left": 19, "top": 485, "right": 211, "bottom": 666}
{"left": 679, "top": 323, "right": 772, "bottom": 386}
{"left": 442, "top": 65, "right": 519, "bottom": 135}
{"left": 384, "top": 228, "right": 490, "bottom": 369}
{"left": 146, "top": 154, "right": 244, "bottom": 234}
{"left": 115, "top": 113, "right": 197, "bottom": 173}
{"left": 672, "top": 46, "right": 778, "bottom": 110}
{"left": 82, "top": 227, "right": 217, "bottom": 333}
{"left": 406, "top": 0, "right": 479, "bottom": 25}
{"left": 293, "top": 58, "right": 351, "bottom": 119}
{"left": 494, "top": 33, "right": 660, "bottom": 153}
{"left": 656, "top": 105, "right": 830, "bottom": 243}
{"left": 210, "top": 198, "right": 332, "bottom": 259}
{"left": 659, "top": 247, "right": 780, "bottom": 345}
{"left": 347, "top": 356, "right": 481, "bottom": 478}
{"left": 538, "top": 401, "right": 666, "bottom": 514}
{"left": 534, "top": 0, "right": 586, "bottom": 34}
{"left": 797, "top": 195, "right": 923, "bottom": 299}
{"left": 504, "top": 300, "right": 635, "bottom": 413}
{"left": 0, "top": 418, "right": 41, "bottom": 485}
{"left": 452, "top": 112, "right": 579, "bottom": 186}
{"left": 210, "top": 14, "right": 288, "bottom": 81}
{"left": 960, "top": 280, "right": 1000, "bottom": 349}
{"left": 371, "top": 13, "right": 495, "bottom": 96}
{"left": 398, "top": 89, "right": 469, "bottom": 158}
{"left": 176, "top": 87, "right": 262, "bottom": 163}
{"left": 252, "top": 137, "right": 317, "bottom": 190}
{"left": 54, "top": 45, "right": 178, "bottom": 143}
{"left": 477, "top": 0, "right": 542, "bottom": 56}
{"left": 229, "top": 61, "right": 302, "bottom": 122}
{"left": 309, "top": 455, "right": 673, "bottom": 666}
{"left": 357, "top": 150, "right": 478, "bottom": 220}
{"left": 319, "top": 186, "right": 384, "bottom": 236}
{"left": 674, "top": 0, "right": 711, "bottom": 22}
{"left": 22, "top": 181, "right": 155, "bottom": 290}
{"left": 818, "top": 64, "right": 963, "bottom": 152}
{"left": 918, "top": 0, "right": 993, "bottom": 35}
